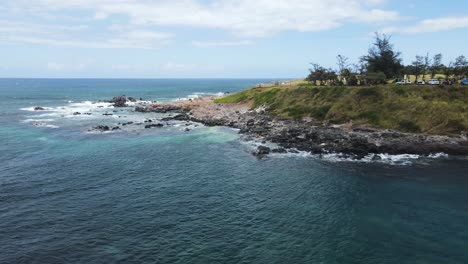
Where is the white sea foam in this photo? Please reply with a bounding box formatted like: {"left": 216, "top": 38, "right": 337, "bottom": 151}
{"left": 242, "top": 138, "right": 450, "bottom": 165}
{"left": 22, "top": 118, "right": 56, "bottom": 123}
{"left": 428, "top": 152, "right": 449, "bottom": 159}
{"left": 32, "top": 123, "right": 59, "bottom": 128}
{"left": 173, "top": 92, "right": 225, "bottom": 101}
{"left": 20, "top": 107, "right": 51, "bottom": 111}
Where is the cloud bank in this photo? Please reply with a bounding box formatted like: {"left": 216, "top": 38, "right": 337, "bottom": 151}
{"left": 2, "top": 0, "right": 401, "bottom": 48}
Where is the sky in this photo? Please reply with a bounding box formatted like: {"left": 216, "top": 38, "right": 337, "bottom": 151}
{"left": 1, "top": 0, "right": 468, "bottom": 78}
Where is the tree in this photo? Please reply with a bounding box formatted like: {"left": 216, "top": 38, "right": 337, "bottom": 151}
{"left": 454, "top": 55, "right": 468, "bottom": 79}
{"left": 307, "top": 63, "right": 328, "bottom": 85}
{"left": 411, "top": 55, "right": 425, "bottom": 83}
{"left": 306, "top": 63, "right": 338, "bottom": 86}
{"left": 423, "top": 53, "right": 431, "bottom": 79}
{"left": 442, "top": 62, "right": 454, "bottom": 81}
{"left": 363, "top": 72, "right": 387, "bottom": 85}
{"left": 360, "top": 33, "right": 403, "bottom": 79}
{"left": 324, "top": 69, "right": 338, "bottom": 85}
{"left": 430, "top": 53, "right": 443, "bottom": 79}
{"left": 336, "top": 55, "right": 352, "bottom": 85}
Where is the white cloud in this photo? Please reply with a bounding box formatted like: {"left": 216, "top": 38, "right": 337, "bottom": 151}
{"left": 192, "top": 40, "right": 253, "bottom": 47}
{"left": 6, "top": 0, "right": 400, "bottom": 38}
{"left": 381, "top": 16, "right": 468, "bottom": 34}
{"left": 0, "top": 19, "right": 173, "bottom": 49}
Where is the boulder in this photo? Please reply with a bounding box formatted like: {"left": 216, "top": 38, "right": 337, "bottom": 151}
{"left": 145, "top": 123, "right": 164, "bottom": 129}
{"left": 272, "top": 148, "right": 287, "bottom": 153}
{"left": 111, "top": 96, "right": 127, "bottom": 107}
{"left": 34, "top": 107, "right": 46, "bottom": 111}
{"left": 253, "top": 146, "right": 271, "bottom": 158}
{"left": 161, "top": 114, "right": 190, "bottom": 121}
{"left": 93, "top": 125, "right": 110, "bottom": 131}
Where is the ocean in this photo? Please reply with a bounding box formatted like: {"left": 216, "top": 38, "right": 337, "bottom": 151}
{"left": 1, "top": 78, "right": 467, "bottom": 263}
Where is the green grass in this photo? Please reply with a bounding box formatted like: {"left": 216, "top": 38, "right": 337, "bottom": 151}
{"left": 214, "top": 84, "right": 468, "bottom": 135}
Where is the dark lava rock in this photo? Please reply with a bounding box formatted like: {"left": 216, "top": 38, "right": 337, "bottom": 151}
{"left": 145, "top": 123, "right": 164, "bottom": 129}
{"left": 111, "top": 96, "right": 127, "bottom": 107}
{"left": 161, "top": 114, "right": 190, "bottom": 121}
{"left": 84, "top": 113, "right": 92, "bottom": 115}
{"left": 102, "top": 113, "right": 113, "bottom": 116}
{"left": 127, "top": 97, "right": 137, "bottom": 102}
{"left": 93, "top": 125, "right": 110, "bottom": 131}
{"left": 135, "top": 105, "right": 185, "bottom": 113}
{"left": 34, "top": 107, "right": 46, "bottom": 111}
{"left": 272, "top": 148, "right": 287, "bottom": 153}
{"left": 112, "top": 126, "right": 121, "bottom": 131}
{"left": 253, "top": 146, "right": 271, "bottom": 158}
{"left": 121, "top": 122, "right": 133, "bottom": 126}
{"left": 73, "top": 112, "right": 81, "bottom": 115}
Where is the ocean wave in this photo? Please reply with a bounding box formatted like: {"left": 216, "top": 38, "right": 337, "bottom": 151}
{"left": 32, "top": 123, "right": 59, "bottom": 128}
{"left": 240, "top": 138, "right": 450, "bottom": 165}
{"left": 22, "top": 118, "right": 56, "bottom": 123}
{"left": 173, "top": 92, "right": 225, "bottom": 101}
{"left": 269, "top": 151, "right": 450, "bottom": 165}
{"left": 20, "top": 107, "right": 51, "bottom": 111}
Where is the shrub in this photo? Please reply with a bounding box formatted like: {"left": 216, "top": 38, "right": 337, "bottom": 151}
{"left": 399, "top": 120, "right": 421, "bottom": 133}
{"left": 347, "top": 75, "right": 359, "bottom": 86}
{"left": 358, "top": 111, "right": 380, "bottom": 124}
{"left": 356, "top": 87, "right": 381, "bottom": 98}
{"left": 392, "top": 86, "right": 407, "bottom": 95}
{"left": 310, "top": 105, "right": 332, "bottom": 119}
{"left": 364, "top": 72, "right": 387, "bottom": 85}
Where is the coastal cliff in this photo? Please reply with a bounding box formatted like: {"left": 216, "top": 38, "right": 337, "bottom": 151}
{"left": 135, "top": 84, "right": 468, "bottom": 158}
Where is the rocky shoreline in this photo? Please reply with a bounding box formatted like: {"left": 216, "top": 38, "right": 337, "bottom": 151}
{"left": 134, "top": 97, "right": 468, "bottom": 158}
{"left": 34, "top": 95, "right": 467, "bottom": 159}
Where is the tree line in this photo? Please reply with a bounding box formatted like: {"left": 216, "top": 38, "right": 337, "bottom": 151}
{"left": 307, "top": 33, "right": 468, "bottom": 86}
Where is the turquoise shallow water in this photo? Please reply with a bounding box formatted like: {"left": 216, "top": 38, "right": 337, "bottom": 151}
{"left": 1, "top": 79, "right": 467, "bottom": 263}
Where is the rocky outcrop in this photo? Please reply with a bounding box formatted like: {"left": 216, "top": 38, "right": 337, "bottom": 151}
{"left": 161, "top": 113, "right": 190, "bottom": 121}
{"left": 92, "top": 125, "right": 110, "bottom": 132}
{"left": 145, "top": 123, "right": 164, "bottom": 129}
{"left": 135, "top": 104, "right": 186, "bottom": 113}
{"left": 111, "top": 96, "right": 127, "bottom": 107}
{"left": 128, "top": 101, "right": 468, "bottom": 157}
{"left": 253, "top": 146, "right": 271, "bottom": 158}
{"left": 34, "top": 107, "right": 46, "bottom": 111}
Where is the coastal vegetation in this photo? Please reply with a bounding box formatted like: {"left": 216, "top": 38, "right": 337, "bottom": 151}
{"left": 306, "top": 33, "right": 468, "bottom": 86}
{"left": 215, "top": 84, "right": 467, "bottom": 135}
{"left": 215, "top": 34, "right": 467, "bottom": 135}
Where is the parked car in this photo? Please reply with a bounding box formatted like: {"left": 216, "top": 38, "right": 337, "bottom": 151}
{"left": 427, "top": 79, "right": 440, "bottom": 85}
{"left": 461, "top": 78, "right": 468, "bottom": 85}
{"left": 442, "top": 79, "right": 454, "bottom": 85}
{"left": 395, "top": 79, "right": 411, "bottom": 84}
{"left": 417, "top": 80, "right": 425, "bottom": 85}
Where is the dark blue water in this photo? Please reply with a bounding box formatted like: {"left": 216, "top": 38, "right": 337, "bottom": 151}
{"left": 1, "top": 79, "right": 467, "bottom": 264}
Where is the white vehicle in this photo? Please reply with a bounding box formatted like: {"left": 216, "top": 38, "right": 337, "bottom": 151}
{"left": 427, "top": 79, "right": 440, "bottom": 85}
{"left": 417, "top": 80, "right": 425, "bottom": 85}
{"left": 396, "top": 79, "right": 411, "bottom": 84}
